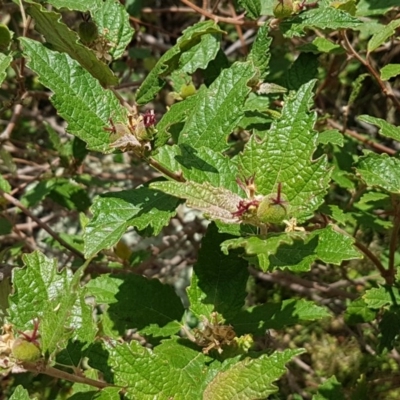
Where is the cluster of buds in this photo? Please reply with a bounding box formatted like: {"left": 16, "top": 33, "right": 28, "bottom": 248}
{"left": 194, "top": 313, "right": 236, "bottom": 354}
{"left": 106, "top": 109, "right": 157, "bottom": 155}
{"left": 78, "top": 16, "right": 114, "bottom": 63}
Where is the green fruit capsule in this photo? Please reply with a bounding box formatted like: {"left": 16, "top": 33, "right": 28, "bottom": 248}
{"left": 12, "top": 338, "right": 41, "bottom": 362}
{"left": 273, "top": 0, "right": 295, "bottom": 18}
{"left": 257, "top": 193, "right": 288, "bottom": 224}
{"left": 78, "top": 21, "right": 99, "bottom": 44}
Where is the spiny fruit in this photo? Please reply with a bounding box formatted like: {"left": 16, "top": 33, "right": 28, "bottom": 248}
{"left": 11, "top": 337, "right": 41, "bottom": 362}
{"left": 78, "top": 21, "right": 99, "bottom": 45}
{"left": 257, "top": 192, "right": 288, "bottom": 224}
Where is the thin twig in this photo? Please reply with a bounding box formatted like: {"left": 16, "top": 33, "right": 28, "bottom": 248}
{"left": 179, "top": 0, "right": 261, "bottom": 26}
{"left": 327, "top": 119, "right": 396, "bottom": 156}
{"left": 0, "top": 189, "right": 85, "bottom": 260}
{"left": 147, "top": 157, "right": 186, "bottom": 182}
{"left": 341, "top": 30, "right": 400, "bottom": 113}
{"left": 388, "top": 196, "right": 400, "bottom": 284}
{"left": 21, "top": 361, "right": 113, "bottom": 389}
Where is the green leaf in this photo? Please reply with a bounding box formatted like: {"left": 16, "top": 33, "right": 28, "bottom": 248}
{"left": 358, "top": 115, "right": 400, "bottom": 141}
{"left": 179, "top": 33, "right": 221, "bottom": 74}
{"left": 332, "top": 0, "right": 356, "bottom": 16}
{"left": 178, "top": 61, "right": 257, "bottom": 152}
{"left": 367, "top": 19, "right": 400, "bottom": 53}
{"left": 0, "top": 217, "right": 12, "bottom": 235}
{"left": 187, "top": 223, "right": 249, "bottom": 320}
{"left": 84, "top": 187, "right": 179, "bottom": 258}
{"left": 356, "top": 0, "right": 399, "bottom": 17}
{"left": 345, "top": 298, "right": 375, "bottom": 325}
{"left": 8, "top": 251, "right": 96, "bottom": 356}
{"left": 349, "top": 73, "right": 369, "bottom": 106}
{"left": 91, "top": 0, "right": 134, "bottom": 59}
{"left": 20, "top": 38, "right": 125, "bottom": 153}
{"left": 87, "top": 274, "right": 184, "bottom": 337}
{"left": 136, "top": 20, "right": 224, "bottom": 105}
{"left": 222, "top": 225, "right": 361, "bottom": 272}
{"left": 280, "top": 7, "right": 362, "bottom": 38}
{"left": 22, "top": 178, "right": 90, "bottom": 211}
{"left": 93, "top": 387, "right": 121, "bottom": 400}
{"left": 10, "top": 385, "right": 36, "bottom": 400}
{"left": 153, "top": 144, "right": 242, "bottom": 193}
{"left": 248, "top": 24, "right": 271, "bottom": 79}
{"left": 0, "top": 174, "right": 11, "bottom": 193}
{"left": 237, "top": 0, "right": 261, "bottom": 19}
{"left": 378, "top": 307, "right": 400, "bottom": 352}
{"left": 105, "top": 338, "right": 210, "bottom": 399}
{"left": 318, "top": 130, "right": 344, "bottom": 146}
{"left": 285, "top": 53, "right": 319, "bottom": 90}
{"left": 154, "top": 94, "right": 198, "bottom": 147}
{"left": 380, "top": 63, "right": 400, "bottom": 81}
{"left": 0, "top": 53, "right": 12, "bottom": 86}
{"left": 356, "top": 151, "right": 400, "bottom": 193}
{"left": 230, "top": 299, "right": 330, "bottom": 335}
{"left": 45, "top": 0, "right": 98, "bottom": 11}
{"left": 299, "top": 37, "right": 344, "bottom": 54}
{"left": 363, "top": 286, "right": 400, "bottom": 308}
{"left": 203, "top": 348, "right": 305, "bottom": 399}
{"left": 26, "top": 2, "right": 118, "bottom": 86}
{"left": 238, "top": 80, "right": 331, "bottom": 223}
{"left": 313, "top": 376, "right": 345, "bottom": 400}
{"left": 150, "top": 180, "right": 241, "bottom": 224}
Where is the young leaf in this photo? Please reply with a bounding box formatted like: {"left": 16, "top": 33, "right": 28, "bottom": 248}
{"left": 0, "top": 54, "right": 12, "bottom": 86}
{"left": 150, "top": 180, "right": 242, "bottom": 224}
{"left": 86, "top": 274, "right": 184, "bottom": 337}
{"left": 26, "top": 2, "right": 118, "bottom": 86}
{"left": 136, "top": 20, "right": 225, "bottom": 105}
{"left": 356, "top": 151, "right": 400, "bottom": 193}
{"left": 380, "top": 64, "right": 400, "bottom": 81}
{"left": 363, "top": 286, "right": 400, "bottom": 309}
{"left": 237, "top": 0, "right": 261, "bottom": 19}
{"left": 187, "top": 223, "right": 249, "bottom": 320}
{"left": 45, "top": 0, "right": 98, "bottom": 11}
{"left": 247, "top": 24, "right": 271, "bottom": 79}
{"left": 230, "top": 299, "right": 331, "bottom": 335}
{"left": 279, "top": 7, "right": 362, "bottom": 38}
{"left": 299, "top": 37, "right": 344, "bottom": 54}
{"left": 83, "top": 187, "right": 179, "bottom": 258}
{"left": 91, "top": 0, "right": 134, "bottom": 59}
{"left": 20, "top": 38, "right": 125, "bottom": 152}
{"left": 367, "top": 19, "right": 400, "bottom": 53}
{"left": 238, "top": 80, "right": 331, "bottom": 223}
{"left": 178, "top": 61, "right": 257, "bottom": 152}
{"left": 203, "top": 348, "right": 305, "bottom": 399}
{"left": 9, "top": 386, "right": 35, "bottom": 400}
{"left": 318, "top": 129, "right": 344, "bottom": 146}
{"left": 357, "top": 115, "right": 400, "bottom": 142}
{"left": 222, "top": 225, "right": 361, "bottom": 272}
{"left": 313, "top": 376, "right": 345, "bottom": 400}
